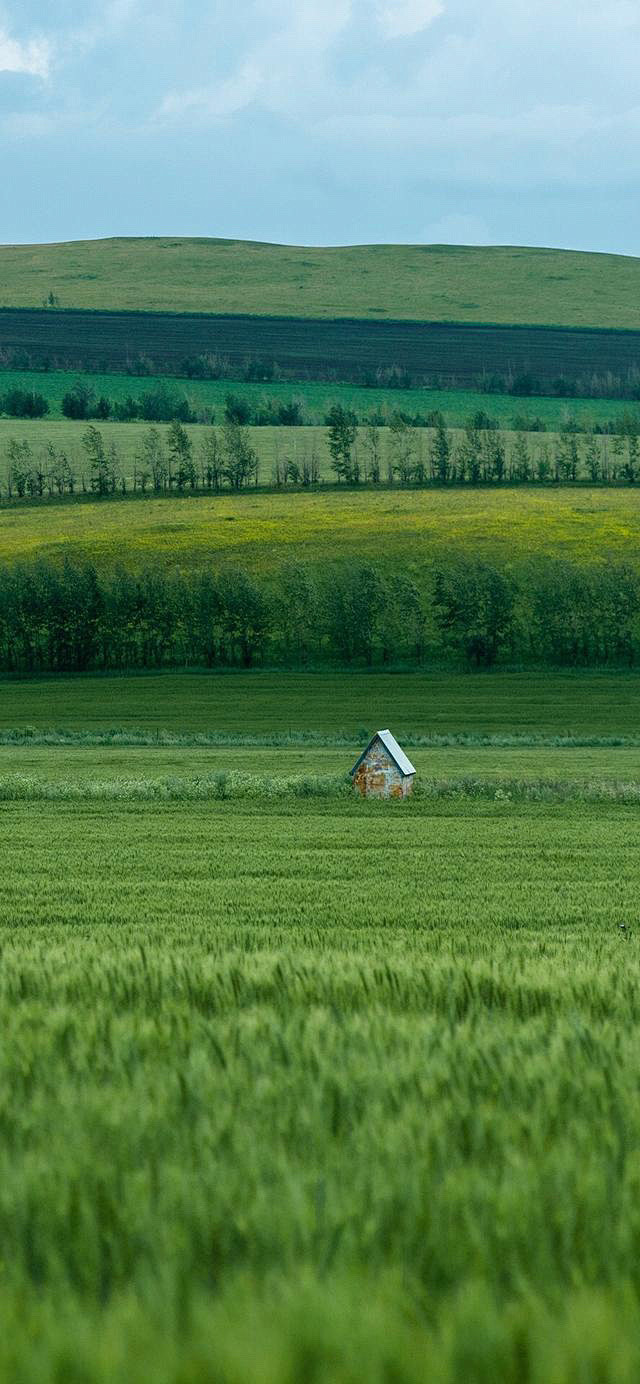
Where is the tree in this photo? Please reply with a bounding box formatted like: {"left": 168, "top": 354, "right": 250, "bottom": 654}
{"left": 136, "top": 427, "right": 167, "bottom": 493}
{"left": 484, "top": 431, "right": 506, "bottom": 483}
{"left": 6, "top": 439, "right": 33, "bottom": 498}
{"left": 82, "top": 426, "right": 112, "bottom": 495}
{"left": 221, "top": 419, "right": 258, "bottom": 490}
{"left": 62, "top": 381, "right": 94, "bottom": 420}
{"left": 556, "top": 429, "right": 580, "bottom": 482}
{"left": 46, "top": 443, "right": 75, "bottom": 496}
{"left": 326, "top": 405, "right": 358, "bottom": 483}
{"left": 584, "top": 431, "right": 601, "bottom": 483}
{"left": 224, "top": 393, "right": 252, "bottom": 425}
{"left": 363, "top": 423, "right": 382, "bottom": 483}
{"left": 457, "top": 424, "right": 482, "bottom": 485}
{"left": 534, "top": 442, "right": 552, "bottom": 484}
{"left": 511, "top": 432, "right": 531, "bottom": 483}
{"left": 430, "top": 415, "right": 451, "bottom": 484}
{"left": 1, "top": 388, "right": 49, "bottom": 418}
{"left": 218, "top": 568, "right": 271, "bottom": 666}
{"left": 388, "top": 414, "right": 415, "bottom": 484}
{"left": 432, "top": 560, "right": 515, "bottom": 668}
{"left": 201, "top": 428, "right": 223, "bottom": 490}
{"left": 323, "top": 562, "right": 386, "bottom": 664}
{"left": 167, "top": 421, "right": 197, "bottom": 490}
{"left": 621, "top": 418, "right": 640, "bottom": 484}
{"left": 276, "top": 562, "right": 318, "bottom": 662}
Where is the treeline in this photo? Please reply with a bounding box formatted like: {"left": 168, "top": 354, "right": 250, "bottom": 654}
{"left": 3, "top": 375, "right": 640, "bottom": 439}
{"left": 1, "top": 555, "right": 639, "bottom": 674}
{"left": 0, "top": 387, "right": 49, "bottom": 418}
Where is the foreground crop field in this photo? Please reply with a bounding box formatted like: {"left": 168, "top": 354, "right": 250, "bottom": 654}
{"left": 2, "top": 484, "right": 640, "bottom": 572}
{"left": 3, "top": 237, "right": 640, "bottom": 326}
{"left": 1, "top": 792, "right": 640, "bottom": 1381}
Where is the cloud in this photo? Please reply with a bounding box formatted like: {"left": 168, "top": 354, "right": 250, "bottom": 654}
{"left": 153, "top": 0, "right": 354, "bottom": 128}
{"left": 0, "top": 27, "right": 50, "bottom": 77}
{"left": 158, "top": 61, "right": 262, "bottom": 121}
{"left": 0, "top": 0, "right": 639, "bottom": 250}
{"left": 378, "top": 0, "right": 443, "bottom": 39}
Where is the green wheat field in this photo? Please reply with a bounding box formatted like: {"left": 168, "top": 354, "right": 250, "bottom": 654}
{"left": 0, "top": 667, "right": 639, "bottom": 1379}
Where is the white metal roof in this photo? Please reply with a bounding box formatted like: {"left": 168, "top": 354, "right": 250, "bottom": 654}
{"left": 350, "top": 729, "right": 416, "bottom": 778}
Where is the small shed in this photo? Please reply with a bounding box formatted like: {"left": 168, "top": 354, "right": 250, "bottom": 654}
{"left": 350, "top": 729, "right": 416, "bottom": 799}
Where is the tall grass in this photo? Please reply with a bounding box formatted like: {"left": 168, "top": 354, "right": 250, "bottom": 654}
{"left": 4, "top": 727, "right": 640, "bottom": 748}
{"left": 3, "top": 769, "right": 640, "bottom": 802}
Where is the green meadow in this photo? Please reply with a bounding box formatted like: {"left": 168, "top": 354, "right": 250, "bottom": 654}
{"left": 2, "top": 236, "right": 640, "bottom": 326}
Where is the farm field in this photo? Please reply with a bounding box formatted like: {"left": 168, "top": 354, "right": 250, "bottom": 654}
{"left": 3, "top": 237, "right": 640, "bottom": 326}
{"left": 2, "top": 670, "right": 640, "bottom": 736}
{"left": 1, "top": 481, "right": 640, "bottom": 571}
{"left": 1, "top": 791, "right": 640, "bottom": 1380}
{"left": 2, "top": 368, "right": 636, "bottom": 429}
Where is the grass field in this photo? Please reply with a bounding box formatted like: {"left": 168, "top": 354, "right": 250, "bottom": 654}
{"left": 2, "top": 368, "right": 637, "bottom": 429}
{"left": 2, "top": 669, "right": 640, "bottom": 735}
{"left": 1, "top": 482, "right": 640, "bottom": 572}
{"left": 1, "top": 790, "right": 640, "bottom": 1380}
{"left": 3, "top": 237, "right": 640, "bottom": 327}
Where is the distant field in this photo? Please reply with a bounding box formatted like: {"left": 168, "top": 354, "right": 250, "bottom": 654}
{"left": 3, "top": 237, "right": 640, "bottom": 327}
{"left": 2, "top": 368, "right": 637, "bottom": 428}
{"left": 2, "top": 670, "right": 640, "bottom": 735}
{"left": 4, "top": 307, "right": 640, "bottom": 388}
{"left": 0, "top": 484, "right": 639, "bottom": 572}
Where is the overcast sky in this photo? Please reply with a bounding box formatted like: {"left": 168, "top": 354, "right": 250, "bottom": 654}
{"left": 1, "top": 0, "right": 639, "bottom": 252}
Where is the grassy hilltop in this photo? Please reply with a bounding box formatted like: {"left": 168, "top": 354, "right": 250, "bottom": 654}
{"left": 2, "top": 237, "right": 640, "bottom": 327}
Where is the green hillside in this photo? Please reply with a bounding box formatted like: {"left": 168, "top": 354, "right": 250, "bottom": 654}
{"left": 1, "top": 237, "right": 640, "bottom": 327}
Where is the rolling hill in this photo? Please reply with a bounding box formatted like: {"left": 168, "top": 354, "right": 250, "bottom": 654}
{"left": 1, "top": 238, "right": 640, "bottom": 328}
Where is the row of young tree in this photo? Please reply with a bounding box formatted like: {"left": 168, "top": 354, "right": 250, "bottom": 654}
{"left": 1, "top": 554, "right": 639, "bottom": 674}
{"left": 4, "top": 421, "right": 259, "bottom": 498}
{"left": 4, "top": 412, "right": 640, "bottom": 500}
{"left": 319, "top": 407, "right": 640, "bottom": 486}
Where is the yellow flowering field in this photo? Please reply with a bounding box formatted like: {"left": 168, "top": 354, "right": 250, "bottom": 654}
{"left": 1, "top": 484, "right": 640, "bottom": 572}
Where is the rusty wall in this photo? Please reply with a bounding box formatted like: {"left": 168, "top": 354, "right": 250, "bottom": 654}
{"left": 353, "top": 744, "right": 413, "bottom": 799}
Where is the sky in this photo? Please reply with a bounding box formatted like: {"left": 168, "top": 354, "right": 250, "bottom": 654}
{"left": 1, "top": 0, "right": 639, "bottom": 253}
